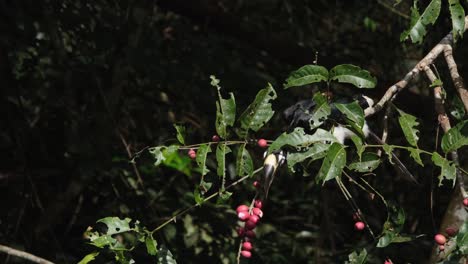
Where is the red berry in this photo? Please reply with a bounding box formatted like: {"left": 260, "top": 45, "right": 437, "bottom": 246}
{"left": 445, "top": 227, "right": 458, "bottom": 237}
{"left": 212, "top": 135, "right": 220, "bottom": 142}
{"left": 241, "top": 250, "right": 252, "bottom": 258}
{"left": 463, "top": 198, "right": 468, "bottom": 207}
{"left": 236, "top": 205, "right": 249, "bottom": 213}
{"left": 248, "top": 215, "right": 260, "bottom": 224}
{"left": 242, "top": 241, "right": 253, "bottom": 251}
{"left": 254, "top": 200, "right": 263, "bottom": 209}
{"left": 354, "top": 221, "right": 365, "bottom": 231}
{"left": 384, "top": 259, "right": 393, "bottom": 264}
{"left": 434, "top": 234, "right": 446, "bottom": 245}
{"left": 245, "top": 220, "right": 257, "bottom": 230}
{"left": 245, "top": 230, "right": 256, "bottom": 238}
{"left": 252, "top": 208, "right": 263, "bottom": 218}
{"left": 439, "top": 245, "right": 445, "bottom": 251}
{"left": 253, "top": 181, "right": 261, "bottom": 188}
{"left": 238, "top": 211, "right": 250, "bottom": 221}
{"left": 257, "top": 139, "right": 268, "bottom": 148}
{"left": 188, "top": 149, "right": 196, "bottom": 159}
{"left": 237, "top": 227, "right": 245, "bottom": 237}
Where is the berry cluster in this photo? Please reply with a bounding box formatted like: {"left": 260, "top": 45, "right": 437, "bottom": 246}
{"left": 434, "top": 227, "right": 459, "bottom": 252}
{"left": 236, "top": 200, "right": 264, "bottom": 259}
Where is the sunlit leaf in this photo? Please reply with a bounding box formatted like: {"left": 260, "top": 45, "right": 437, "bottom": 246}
{"left": 211, "top": 76, "right": 236, "bottom": 139}
{"left": 269, "top": 127, "right": 338, "bottom": 152}
{"left": 441, "top": 120, "right": 468, "bottom": 153}
{"left": 236, "top": 144, "right": 253, "bottom": 177}
{"left": 408, "top": 147, "right": 424, "bottom": 166}
{"left": 97, "top": 217, "right": 132, "bottom": 235}
{"left": 173, "top": 124, "right": 185, "bottom": 145}
{"left": 195, "top": 144, "right": 211, "bottom": 176}
{"left": 157, "top": 247, "right": 177, "bottom": 264}
{"left": 329, "top": 64, "right": 377, "bottom": 89}
{"left": 448, "top": 0, "right": 465, "bottom": 41}
{"left": 335, "top": 101, "right": 365, "bottom": 130}
{"left": 236, "top": 84, "right": 277, "bottom": 138}
{"left": 78, "top": 252, "right": 100, "bottom": 264}
{"left": 284, "top": 65, "right": 329, "bottom": 89}
{"left": 286, "top": 143, "right": 330, "bottom": 172}
{"left": 400, "top": 0, "right": 441, "bottom": 44}
{"left": 432, "top": 152, "right": 456, "bottom": 186}
{"left": 145, "top": 235, "right": 158, "bottom": 256}
{"left": 382, "top": 144, "right": 395, "bottom": 164}
{"left": 397, "top": 108, "right": 420, "bottom": 147}
{"left": 348, "top": 152, "right": 381, "bottom": 172}
{"left": 317, "top": 143, "right": 346, "bottom": 184}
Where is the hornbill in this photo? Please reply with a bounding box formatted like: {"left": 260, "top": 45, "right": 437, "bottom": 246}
{"left": 259, "top": 94, "right": 418, "bottom": 198}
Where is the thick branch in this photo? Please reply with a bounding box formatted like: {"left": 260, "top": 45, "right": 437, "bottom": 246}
{"left": 365, "top": 15, "right": 468, "bottom": 117}
{"left": 0, "top": 244, "right": 54, "bottom": 264}
{"left": 443, "top": 45, "right": 468, "bottom": 112}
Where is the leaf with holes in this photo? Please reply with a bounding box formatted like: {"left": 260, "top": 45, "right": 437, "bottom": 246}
{"left": 269, "top": 127, "right": 337, "bottom": 153}
{"left": 286, "top": 143, "right": 330, "bottom": 172}
{"left": 97, "top": 217, "right": 132, "bottom": 235}
{"left": 400, "top": 0, "right": 441, "bottom": 44}
{"left": 449, "top": 0, "right": 465, "bottom": 41}
{"left": 309, "top": 93, "right": 331, "bottom": 129}
{"left": 329, "top": 64, "right": 377, "bottom": 89}
{"left": 316, "top": 143, "right": 346, "bottom": 184}
{"left": 284, "top": 65, "right": 329, "bottom": 89}
{"left": 236, "top": 84, "right": 277, "bottom": 138}
{"left": 211, "top": 76, "right": 236, "bottom": 139}
{"left": 195, "top": 144, "right": 211, "bottom": 176}
{"left": 382, "top": 144, "right": 395, "bottom": 164}
{"left": 441, "top": 120, "right": 468, "bottom": 153}
{"left": 348, "top": 152, "right": 381, "bottom": 172}
{"left": 408, "top": 147, "right": 424, "bottom": 166}
{"left": 432, "top": 152, "right": 457, "bottom": 186}
{"left": 397, "top": 108, "right": 420, "bottom": 147}
{"left": 335, "top": 101, "right": 365, "bottom": 131}
{"left": 236, "top": 144, "right": 253, "bottom": 177}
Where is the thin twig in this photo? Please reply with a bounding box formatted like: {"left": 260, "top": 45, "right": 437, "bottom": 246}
{"left": 0, "top": 244, "right": 54, "bottom": 264}
{"left": 376, "top": 0, "right": 410, "bottom": 19}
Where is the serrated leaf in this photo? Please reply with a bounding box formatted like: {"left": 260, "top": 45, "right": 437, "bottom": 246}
{"left": 432, "top": 152, "right": 457, "bottom": 186}
{"left": 450, "top": 95, "right": 466, "bottom": 120}
{"left": 400, "top": 0, "right": 441, "bottom": 44}
{"left": 286, "top": 143, "right": 330, "bottom": 172}
{"left": 145, "top": 235, "right": 158, "bottom": 256}
{"left": 316, "top": 143, "right": 346, "bottom": 184}
{"left": 346, "top": 249, "right": 367, "bottom": 264}
{"left": 408, "top": 147, "right": 424, "bottom": 166}
{"left": 449, "top": 0, "right": 465, "bottom": 41}
{"left": 441, "top": 120, "right": 468, "bottom": 153}
{"left": 397, "top": 108, "right": 420, "bottom": 147}
{"left": 335, "top": 101, "right": 365, "bottom": 129}
{"left": 78, "top": 252, "right": 100, "bottom": 264}
{"left": 236, "top": 84, "right": 277, "bottom": 138}
{"left": 284, "top": 65, "right": 329, "bottom": 89}
{"left": 97, "top": 217, "right": 132, "bottom": 235}
{"left": 149, "top": 146, "right": 166, "bottom": 167}
{"left": 309, "top": 93, "right": 331, "bottom": 129}
{"left": 329, "top": 64, "right": 377, "bottom": 89}
{"left": 157, "top": 247, "right": 177, "bottom": 264}
{"left": 236, "top": 144, "right": 253, "bottom": 177}
{"left": 195, "top": 144, "right": 211, "bottom": 176}
{"left": 173, "top": 124, "right": 185, "bottom": 145}
{"left": 269, "top": 127, "right": 338, "bottom": 152}
{"left": 382, "top": 144, "right": 395, "bottom": 164}
{"left": 213, "top": 77, "right": 236, "bottom": 139}
{"left": 349, "top": 152, "right": 381, "bottom": 172}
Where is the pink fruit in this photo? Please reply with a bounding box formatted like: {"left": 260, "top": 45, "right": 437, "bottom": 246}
{"left": 384, "top": 259, "right": 393, "bottom": 264}
{"left": 257, "top": 139, "right": 268, "bottom": 148}
{"left": 253, "top": 181, "right": 260, "bottom": 188}
{"left": 241, "top": 250, "right": 252, "bottom": 258}
{"left": 354, "top": 221, "right": 365, "bottom": 231}
{"left": 445, "top": 227, "right": 458, "bottom": 237}
{"left": 238, "top": 211, "right": 250, "bottom": 221}
{"left": 212, "top": 135, "right": 220, "bottom": 142}
{"left": 248, "top": 215, "right": 260, "bottom": 224}
{"left": 463, "top": 198, "right": 468, "bottom": 207}
{"left": 245, "top": 230, "right": 256, "bottom": 238}
{"left": 236, "top": 205, "right": 249, "bottom": 213}
{"left": 252, "top": 208, "right": 263, "bottom": 218}
{"left": 254, "top": 200, "right": 263, "bottom": 209}
{"left": 434, "top": 234, "right": 446, "bottom": 245}
{"left": 242, "top": 241, "right": 253, "bottom": 251}
{"left": 188, "top": 149, "right": 196, "bottom": 159}
{"left": 237, "top": 227, "right": 245, "bottom": 237}
{"left": 245, "top": 220, "right": 257, "bottom": 230}
{"left": 439, "top": 245, "right": 445, "bottom": 251}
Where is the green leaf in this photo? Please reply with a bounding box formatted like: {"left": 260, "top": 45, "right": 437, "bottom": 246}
{"left": 316, "top": 143, "right": 346, "bottom": 184}
{"left": 212, "top": 76, "right": 236, "bottom": 139}
{"left": 430, "top": 78, "right": 443, "bottom": 88}
{"left": 195, "top": 144, "right": 212, "bottom": 176}
{"left": 286, "top": 143, "right": 330, "bottom": 172}
{"left": 450, "top": 95, "right": 466, "bottom": 120}
{"left": 236, "top": 144, "right": 253, "bottom": 177}
{"left": 408, "top": 147, "right": 424, "bottom": 166}
{"left": 269, "top": 127, "right": 338, "bottom": 152}
{"left": 346, "top": 249, "right": 367, "bottom": 264}
{"left": 216, "top": 144, "right": 231, "bottom": 190}
{"left": 449, "top": 0, "right": 465, "bottom": 41}
{"left": 78, "top": 252, "right": 100, "bottom": 264}
{"left": 348, "top": 152, "right": 381, "bottom": 172}
{"left": 432, "top": 152, "right": 457, "bottom": 186}
{"left": 329, "top": 64, "right": 377, "bottom": 89}
{"left": 157, "top": 247, "right": 177, "bottom": 264}
{"left": 173, "top": 124, "right": 185, "bottom": 145}
{"left": 284, "top": 65, "right": 329, "bottom": 89}
{"left": 309, "top": 93, "right": 331, "bottom": 129}
{"left": 149, "top": 146, "right": 166, "bottom": 167}
{"left": 400, "top": 0, "right": 441, "bottom": 44}
{"left": 236, "top": 84, "right": 277, "bottom": 138}
{"left": 456, "top": 220, "right": 468, "bottom": 254}
{"left": 145, "top": 235, "right": 158, "bottom": 256}
{"left": 382, "top": 144, "right": 395, "bottom": 164}
{"left": 377, "top": 206, "right": 412, "bottom": 248}
{"left": 335, "top": 101, "right": 365, "bottom": 129}
{"left": 97, "top": 217, "right": 132, "bottom": 235}
{"left": 441, "top": 120, "right": 468, "bottom": 153}
{"left": 397, "top": 108, "right": 420, "bottom": 147}
{"left": 350, "top": 135, "right": 365, "bottom": 159}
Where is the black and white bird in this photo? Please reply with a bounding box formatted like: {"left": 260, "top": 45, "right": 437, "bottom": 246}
{"left": 259, "top": 94, "right": 417, "bottom": 198}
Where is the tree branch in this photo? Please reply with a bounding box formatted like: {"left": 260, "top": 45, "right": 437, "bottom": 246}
{"left": 443, "top": 45, "right": 468, "bottom": 112}
{"left": 0, "top": 244, "right": 54, "bottom": 264}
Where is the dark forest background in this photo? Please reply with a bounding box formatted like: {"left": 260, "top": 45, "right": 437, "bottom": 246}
{"left": 1, "top": 0, "right": 467, "bottom": 263}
